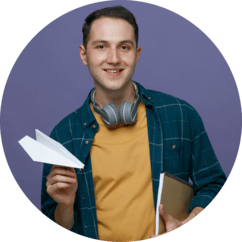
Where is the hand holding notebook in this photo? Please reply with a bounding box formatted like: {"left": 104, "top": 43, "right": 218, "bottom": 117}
{"left": 155, "top": 172, "right": 194, "bottom": 235}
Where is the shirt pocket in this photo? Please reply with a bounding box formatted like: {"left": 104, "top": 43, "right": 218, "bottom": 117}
{"left": 164, "top": 140, "right": 182, "bottom": 158}
{"left": 163, "top": 140, "right": 186, "bottom": 178}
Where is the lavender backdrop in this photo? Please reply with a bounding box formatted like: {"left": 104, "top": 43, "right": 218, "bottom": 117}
{"left": 1, "top": 1, "right": 241, "bottom": 210}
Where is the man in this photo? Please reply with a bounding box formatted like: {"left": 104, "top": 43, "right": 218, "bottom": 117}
{"left": 41, "top": 6, "right": 226, "bottom": 241}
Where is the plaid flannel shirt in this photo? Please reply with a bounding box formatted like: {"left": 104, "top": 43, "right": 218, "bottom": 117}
{"left": 41, "top": 82, "right": 226, "bottom": 239}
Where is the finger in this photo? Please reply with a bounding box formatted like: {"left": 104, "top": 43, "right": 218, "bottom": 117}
{"left": 47, "top": 175, "right": 77, "bottom": 186}
{"left": 50, "top": 165, "right": 62, "bottom": 171}
{"left": 59, "top": 166, "right": 76, "bottom": 172}
{"left": 159, "top": 204, "right": 172, "bottom": 223}
{"left": 65, "top": 167, "right": 75, "bottom": 171}
{"left": 47, "top": 182, "right": 73, "bottom": 195}
{"left": 48, "top": 167, "right": 76, "bottom": 180}
{"left": 150, "top": 233, "right": 155, "bottom": 238}
{"left": 50, "top": 165, "right": 75, "bottom": 173}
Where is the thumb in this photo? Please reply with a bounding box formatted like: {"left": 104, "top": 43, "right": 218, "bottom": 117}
{"left": 159, "top": 204, "right": 172, "bottom": 223}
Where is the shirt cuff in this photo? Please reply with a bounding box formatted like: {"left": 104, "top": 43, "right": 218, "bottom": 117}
{"left": 42, "top": 203, "right": 79, "bottom": 233}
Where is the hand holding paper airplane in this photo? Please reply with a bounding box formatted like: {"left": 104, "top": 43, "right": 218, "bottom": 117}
{"left": 18, "top": 129, "right": 84, "bottom": 169}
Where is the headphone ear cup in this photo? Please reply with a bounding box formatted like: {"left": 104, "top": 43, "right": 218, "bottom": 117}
{"left": 102, "top": 103, "right": 121, "bottom": 127}
{"left": 119, "top": 102, "right": 134, "bottom": 125}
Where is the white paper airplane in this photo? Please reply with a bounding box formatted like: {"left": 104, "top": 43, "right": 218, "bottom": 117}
{"left": 18, "top": 129, "right": 84, "bottom": 169}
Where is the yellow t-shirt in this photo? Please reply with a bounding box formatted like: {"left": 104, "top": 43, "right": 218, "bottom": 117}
{"left": 90, "top": 101, "right": 155, "bottom": 242}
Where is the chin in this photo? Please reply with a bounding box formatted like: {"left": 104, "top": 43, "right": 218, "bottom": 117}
{"left": 95, "top": 79, "right": 130, "bottom": 92}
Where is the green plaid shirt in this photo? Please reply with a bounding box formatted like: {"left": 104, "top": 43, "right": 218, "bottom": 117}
{"left": 41, "top": 82, "right": 226, "bottom": 239}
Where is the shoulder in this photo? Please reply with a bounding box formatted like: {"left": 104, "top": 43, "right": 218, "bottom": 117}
{"left": 146, "top": 88, "right": 200, "bottom": 122}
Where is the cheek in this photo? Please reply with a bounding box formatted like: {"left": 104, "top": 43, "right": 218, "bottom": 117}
{"left": 121, "top": 53, "right": 137, "bottom": 67}
{"left": 87, "top": 52, "right": 106, "bottom": 65}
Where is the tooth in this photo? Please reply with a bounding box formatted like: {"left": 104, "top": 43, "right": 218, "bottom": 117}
{"left": 108, "top": 70, "right": 117, "bottom": 72}
{"left": 106, "top": 70, "right": 121, "bottom": 73}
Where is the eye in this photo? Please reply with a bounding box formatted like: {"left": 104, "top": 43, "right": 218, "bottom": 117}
{"left": 120, "top": 45, "right": 129, "bottom": 50}
{"left": 97, "top": 45, "right": 105, "bottom": 49}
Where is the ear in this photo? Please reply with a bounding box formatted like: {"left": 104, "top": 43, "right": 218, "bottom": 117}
{"left": 79, "top": 45, "right": 88, "bottom": 66}
{"left": 135, "top": 46, "right": 141, "bottom": 65}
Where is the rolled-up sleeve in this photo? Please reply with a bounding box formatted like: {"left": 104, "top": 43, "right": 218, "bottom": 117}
{"left": 189, "top": 110, "right": 227, "bottom": 212}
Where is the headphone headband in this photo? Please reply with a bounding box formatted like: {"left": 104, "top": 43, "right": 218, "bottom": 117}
{"left": 91, "top": 82, "right": 140, "bottom": 127}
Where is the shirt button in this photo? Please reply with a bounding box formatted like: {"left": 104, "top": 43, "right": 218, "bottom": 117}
{"left": 172, "top": 144, "right": 176, "bottom": 149}
{"left": 79, "top": 168, "right": 82, "bottom": 171}
{"left": 93, "top": 124, "right": 96, "bottom": 128}
{"left": 148, "top": 97, "right": 151, "bottom": 100}
{"left": 84, "top": 123, "right": 87, "bottom": 126}
{"left": 85, "top": 141, "right": 89, "bottom": 145}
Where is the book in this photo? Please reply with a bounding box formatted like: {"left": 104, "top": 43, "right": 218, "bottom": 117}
{"left": 18, "top": 129, "right": 84, "bottom": 169}
{"left": 155, "top": 172, "right": 194, "bottom": 235}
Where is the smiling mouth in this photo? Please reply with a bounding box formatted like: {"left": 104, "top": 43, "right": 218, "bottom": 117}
{"left": 104, "top": 69, "right": 123, "bottom": 73}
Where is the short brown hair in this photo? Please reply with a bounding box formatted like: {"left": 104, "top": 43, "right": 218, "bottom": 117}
{"left": 82, "top": 6, "right": 139, "bottom": 48}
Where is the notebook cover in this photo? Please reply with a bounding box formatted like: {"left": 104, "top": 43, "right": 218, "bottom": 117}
{"left": 158, "top": 172, "right": 194, "bottom": 234}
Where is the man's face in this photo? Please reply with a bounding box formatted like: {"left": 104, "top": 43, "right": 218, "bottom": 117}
{"left": 80, "top": 17, "right": 141, "bottom": 92}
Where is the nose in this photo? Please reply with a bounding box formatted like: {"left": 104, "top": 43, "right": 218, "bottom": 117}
{"left": 106, "top": 48, "right": 121, "bottom": 65}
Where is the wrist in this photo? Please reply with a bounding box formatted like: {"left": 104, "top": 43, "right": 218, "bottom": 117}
{"left": 57, "top": 202, "right": 74, "bottom": 211}
{"left": 55, "top": 203, "right": 74, "bottom": 230}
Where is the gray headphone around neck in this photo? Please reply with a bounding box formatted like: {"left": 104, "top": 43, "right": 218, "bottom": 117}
{"left": 91, "top": 82, "right": 141, "bottom": 127}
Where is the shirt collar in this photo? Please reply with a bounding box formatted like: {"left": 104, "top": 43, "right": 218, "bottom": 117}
{"left": 79, "top": 88, "right": 97, "bottom": 130}
{"left": 135, "top": 81, "right": 155, "bottom": 110}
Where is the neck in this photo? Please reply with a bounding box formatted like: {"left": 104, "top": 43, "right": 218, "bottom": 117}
{"left": 94, "top": 81, "right": 135, "bottom": 110}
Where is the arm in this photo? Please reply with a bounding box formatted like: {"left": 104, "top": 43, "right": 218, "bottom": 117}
{"left": 46, "top": 165, "right": 78, "bottom": 230}
{"left": 41, "top": 164, "right": 78, "bottom": 230}
{"left": 41, "top": 165, "right": 80, "bottom": 232}
{"left": 189, "top": 110, "right": 227, "bottom": 212}
{"left": 54, "top": 203, "right": 74, "bottom": 230}
{"left": 151, "top": 108, "right": 225, "bottom": 238}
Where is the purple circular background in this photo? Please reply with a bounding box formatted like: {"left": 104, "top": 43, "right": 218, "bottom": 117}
{"left": 1, "top": 1, "right": 241, "bottom": 210}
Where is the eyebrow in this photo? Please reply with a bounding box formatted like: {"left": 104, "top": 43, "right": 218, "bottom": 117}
{"left": 120, "top": 40, "right": 135, "bottom": 47}
{"left": 91, "top": 39, "right": 135, "bottom": 47}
